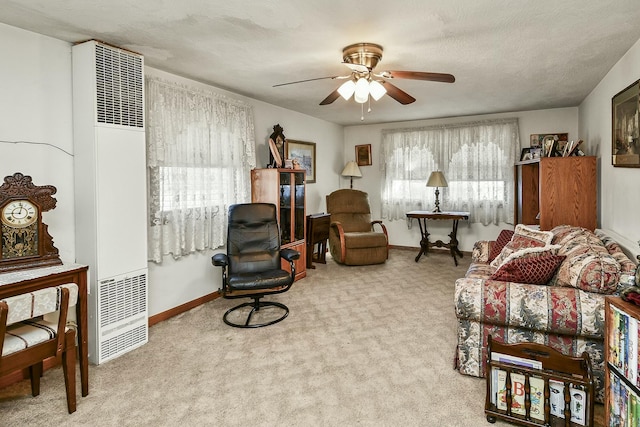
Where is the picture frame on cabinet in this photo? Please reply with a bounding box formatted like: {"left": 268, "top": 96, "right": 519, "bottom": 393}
{"left": 530, "top": 133, "right": 568, "bottom": 157}
{"left": 612, "top": 79, "right": 640, "bottom": 167}
{"left": 285, "top": 139, "right": 316, "bottom": 183}
{"left": 355, "top": 144, "right": 372, "bottom": 166}
{"left": 520, "top": 147, "right": 532, "bottom": 161}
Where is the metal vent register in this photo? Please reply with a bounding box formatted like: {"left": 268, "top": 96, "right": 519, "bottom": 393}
{"left": 97, "top": 271, "right": 148, "bottom": 363}
{"left": 95, "top": 43, "right": 144, "bottom": 128}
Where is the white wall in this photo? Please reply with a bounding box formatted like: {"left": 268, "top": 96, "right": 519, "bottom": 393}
{"left": 144, "top": 68, "right": 344, "bottom": 316}
{"left": 0, "top": 23, "right": 76, "bottom": 263}
{"left": 0, "top": 23, "right": 344, "bottom": 318}
{"left": 343, "top": 108, "right": 579, "bottom": 252}
{"left": 579, "top": 37, "right": 640, "bottom": 256}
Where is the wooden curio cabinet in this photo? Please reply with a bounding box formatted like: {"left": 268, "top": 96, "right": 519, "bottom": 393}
{"left": 251, "top": 168, "right": 306, "bottom": 281}
{"left": 514, "top": 156, "right": 597, "bottom": 231}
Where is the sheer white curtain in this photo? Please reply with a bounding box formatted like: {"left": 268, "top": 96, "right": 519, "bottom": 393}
{"left": 146, "top": 77, "right": 256, "bottom": 263}
{"left": 380, "top": 118, "right": 519, "bottom": 225}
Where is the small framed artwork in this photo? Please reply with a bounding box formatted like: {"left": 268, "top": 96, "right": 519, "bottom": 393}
{"left": 285, "top": 139, "right": 316, "bottom": 183}
{"left": 355, "top": 144, "right": 372, "bottom": 166}
{"left": 612, "top": 79, "right": 640, "bottom": 167}
{"left": 530, "top": 133, "right": 568, "bottom": 157}
{"left": 520, "top": 147, "right": 532, "bottom": 161}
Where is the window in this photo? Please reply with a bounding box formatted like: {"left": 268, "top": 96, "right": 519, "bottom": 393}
{"left": 146, "top": 77, "right": 256, "bottom": 263}
{"left": 381, "top": 119, "right": 519, "bottom": 225}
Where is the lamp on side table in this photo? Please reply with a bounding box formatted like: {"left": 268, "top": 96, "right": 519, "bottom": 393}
{"left": 426, "top": 171, "right": 448, "bottom": 212}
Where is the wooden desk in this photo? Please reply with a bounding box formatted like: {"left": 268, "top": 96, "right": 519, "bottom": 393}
{"left": 406, "top": 211, "right": 470, "bottom": 266}
{"left": 0, "top": 263, "right": 89, "bottom": 396}
{"left": 306, "top": 213, "right": 331, "bottom": 269}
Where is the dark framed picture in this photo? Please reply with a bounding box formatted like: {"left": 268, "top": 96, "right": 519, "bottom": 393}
{"left": 612, "top": 79, "right": 640, "bottom": 167}
{"left": 355, "top": 144, "right": 372, "bottom": 166}
{"left": 520, "top": 147, "right": 532, "bottom": 161}
{"left": 285, "top": 139, "right": 316, "bottom": 183}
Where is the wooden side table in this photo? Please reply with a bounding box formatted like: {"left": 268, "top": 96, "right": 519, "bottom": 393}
{"left": 306, "top": 213, "right": 330, "bottom": 269}
{"left": 406, "top": 210, "right": 470, "bottom": 266}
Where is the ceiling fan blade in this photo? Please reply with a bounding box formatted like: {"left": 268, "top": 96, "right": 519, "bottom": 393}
{"left": 273, "top": 75, "right": 342, "bottom": 87}
{"left": 383, "top": 71, "right": 455, "bottom": 83}
{"left": 342, "top": 62, "right": 369, "bottom": 73}
{"left": 380, "top": 81, "right": 416, "bottom": 105}
{"left": 319, "top": 89, "right": 341, "bottom": 105}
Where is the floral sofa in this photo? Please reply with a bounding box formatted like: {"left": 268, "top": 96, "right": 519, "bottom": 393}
{"left": 454, "top": 224, "right": 637, "bottom": 402}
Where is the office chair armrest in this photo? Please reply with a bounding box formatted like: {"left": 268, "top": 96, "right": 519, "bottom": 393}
{"left": 280, "top": 248, "right": 300, "bottom": 262}
{"left": 211, "top": 253, "right": 229, "bottom": 267}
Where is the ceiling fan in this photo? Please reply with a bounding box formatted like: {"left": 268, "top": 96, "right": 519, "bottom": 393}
{"left": 273, "top": 43, "right": 455, "bottom": 106}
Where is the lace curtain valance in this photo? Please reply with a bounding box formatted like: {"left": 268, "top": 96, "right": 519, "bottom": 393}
{"left": 380, "top": 118, "right": 520, "bottom": 225}
{"left": 146, "top": 77, "right": 256, "bottom": 263}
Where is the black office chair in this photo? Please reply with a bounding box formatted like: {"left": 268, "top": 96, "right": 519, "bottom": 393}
{"left": 212, "top": 203, "right": 300, "bottom": 328}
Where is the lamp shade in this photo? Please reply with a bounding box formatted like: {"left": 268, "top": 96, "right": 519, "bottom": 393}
{"left": 337, "top": 80, "right": 356, "bottom": 100}
{"left": 426, "top": 171, "right": 448, "bottom": 188}
{"left": 369, "top": 80, "right": 387, "bottom": 101}
{"left": 341, "top": 161, "right": 362, "bottom": 177}
{"left": 354, "top": 78, "right": 369, "bottom": 104}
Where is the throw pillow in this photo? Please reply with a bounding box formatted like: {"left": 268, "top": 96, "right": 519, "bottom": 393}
{"left": 488, "top": 229, "right": 515, "bottom": 262}
{"left": 490, "top": 250, "right": 566, "bottom": 285}
{"left": 554, "top": 244, "right": 622, "bottom": 294}
{"left": 490, "top": 224, "right": 554, "bottom": 268}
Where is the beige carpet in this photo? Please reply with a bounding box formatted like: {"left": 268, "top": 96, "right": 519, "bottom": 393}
{"left": 0, "top": 249, "right": 602, "bottom": 426}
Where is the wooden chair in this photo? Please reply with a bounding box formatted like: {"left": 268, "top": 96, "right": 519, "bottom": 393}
{"left": 0, "top": 283, "right": 78, "bottom": 413}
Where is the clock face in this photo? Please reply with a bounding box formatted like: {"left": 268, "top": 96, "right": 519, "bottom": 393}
{"left": 2, "top": 200, "right": 39, "bottom": 228}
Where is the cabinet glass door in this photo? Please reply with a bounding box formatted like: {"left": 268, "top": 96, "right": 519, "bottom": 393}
{"left": 293, "top": 172, "right": 305, "bottom": 242}
{"left": 279, "top": 172, "right": 292, "bottom": 244}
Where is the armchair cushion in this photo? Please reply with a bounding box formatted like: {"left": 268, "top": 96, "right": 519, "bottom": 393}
{"left": 341, "top": 231, "right": 388, "bottom": 249}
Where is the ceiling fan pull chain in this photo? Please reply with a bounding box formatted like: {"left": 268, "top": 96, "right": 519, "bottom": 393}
{"left": 368, "top": 97, "right": 372, "bottom": 113}
{"left": 360, "top": 103, "right": 364, "bottom": 121}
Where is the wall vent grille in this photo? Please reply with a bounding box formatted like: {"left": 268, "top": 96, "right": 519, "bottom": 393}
{"left": 95, "top": 43, "right": 144, "bottom": 128}
{"left": 99, "top": 323, "right": 148, "bottom": 362}
{"left": 97, "top": 271, "right": 148, "bottom": 364}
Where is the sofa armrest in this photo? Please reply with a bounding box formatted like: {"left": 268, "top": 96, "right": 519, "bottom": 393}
{"left": 472, "top": 240, "right": 494, "bottom": 263}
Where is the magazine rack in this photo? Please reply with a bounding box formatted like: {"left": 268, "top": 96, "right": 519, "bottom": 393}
{"left": 485, "top": 336, "right": 594, "bottom": 427}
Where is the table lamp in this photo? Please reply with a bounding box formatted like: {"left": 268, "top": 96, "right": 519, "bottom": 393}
{"left": 341, "top": 161, "right": 362, "bottom": 189}
{"left": 426, "top": 171, "right": 448, "bottom": 212}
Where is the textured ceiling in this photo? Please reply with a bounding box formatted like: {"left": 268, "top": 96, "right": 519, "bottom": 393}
{"left": 2, "top": 0, "right": 640, "bottom": 126}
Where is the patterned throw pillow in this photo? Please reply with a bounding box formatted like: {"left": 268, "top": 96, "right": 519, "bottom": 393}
{"left": 490, "top": 250, "right": 566, "bottom": 285}
{"left": 490, "top": 224, "right": 554, "bottom": 268}
{"left": 488, "top": 229, "right": 515, "bottom": 262}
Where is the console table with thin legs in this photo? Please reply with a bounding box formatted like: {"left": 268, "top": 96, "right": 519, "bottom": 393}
{"left": 406, "top": 211, "right": 470, "bottom": 266}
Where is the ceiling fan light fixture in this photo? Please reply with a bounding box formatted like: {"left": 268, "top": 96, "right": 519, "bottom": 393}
{"left": 354, "top": 77, "right": 369, "bottom": 103}
{"left": 337, "top": 80, "right": 356, "bottom": 100}
{"left": 369, "top": 80, "right": 386, "bottom": 101}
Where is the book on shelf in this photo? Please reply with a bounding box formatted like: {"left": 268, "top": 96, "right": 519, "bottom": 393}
{"left": 609, "top": 304, "right": 640, "bottom": 387}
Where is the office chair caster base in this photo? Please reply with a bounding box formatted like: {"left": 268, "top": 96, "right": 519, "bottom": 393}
{"left": 223, "top": 300, "right": 289, "bottom": 328}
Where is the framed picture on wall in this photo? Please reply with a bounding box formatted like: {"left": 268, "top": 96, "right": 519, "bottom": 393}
{"left": 285, "top": 139, "right": 316, "bottom": 183}
{"left": 355, "top": 144, "right": 372, "bottom": 166}
{"left": 612, "top": 79, "right": 640, "bottom": 167}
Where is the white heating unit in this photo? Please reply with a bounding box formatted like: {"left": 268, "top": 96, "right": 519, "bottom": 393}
{"left": 72, "top": 40, "right": 149, "bottom": 364}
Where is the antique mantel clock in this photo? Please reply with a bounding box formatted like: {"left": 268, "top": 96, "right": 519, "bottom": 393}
{"left": 0, "top": 172, "right": 62, "bottom": 273}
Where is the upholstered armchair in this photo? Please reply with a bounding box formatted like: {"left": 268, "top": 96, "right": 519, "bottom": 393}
{"left": 325, "top": 189, "right": 388, "bottom": 265}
